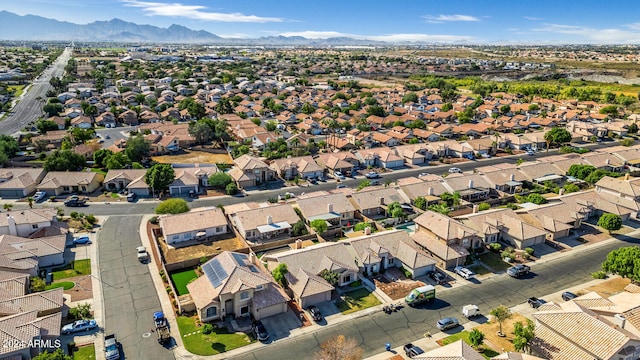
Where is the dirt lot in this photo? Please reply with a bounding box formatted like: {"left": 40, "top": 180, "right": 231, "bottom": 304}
{"left": 580, "top": 277, "right": 631, "bottom": 297}
{"left": 476, "top": 312, "right": 530, "bottom": 352}
{"left": 576, "top": 222, "right": 635, "bottom": 243}
{"left": 372, "top": 271, "right": 426, "bottom": 300}
{"left": 152, "top": 150, "right": 233, "bottom": 165}
{"left": 66, "top": 275, "right": 93, "bottom": 302}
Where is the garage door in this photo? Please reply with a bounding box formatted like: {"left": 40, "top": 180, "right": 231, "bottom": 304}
{"left": 301, "top": 293, "right": 331, "bottom": 308}
{"left": 255, "top": 303, "right": 285, "bottom": 320}
{"left": 0, "top": 189, "right": 26, "bottom": 199}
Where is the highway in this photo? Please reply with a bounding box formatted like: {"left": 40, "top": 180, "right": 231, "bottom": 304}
{"left": 0, "top": 47, "right": 72, "bottom": 135}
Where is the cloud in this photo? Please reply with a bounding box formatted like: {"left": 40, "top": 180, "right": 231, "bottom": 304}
{"left": 276, "top": 31, "right": 475, "bottom": 43}
{"left": 422, "top": 14, "right": 480, "bottom": 24}
{"left": 121, "top": 0, "right": 284, "bottom": 23}
{"left": 524, "top": 16, "right": 542, "bottom": 21}
{"left": 532, "top": 23, "right": 640, "bottom": 43}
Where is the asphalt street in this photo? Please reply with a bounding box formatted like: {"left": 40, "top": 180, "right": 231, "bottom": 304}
{"left": 230, "top": 234, "right": 639, "bottom": 360}
{"left": 99, "top": 216, "right": 175, "bottom": 360}
{"left": 0, "top": 47, "right": 71, "bottom": 135}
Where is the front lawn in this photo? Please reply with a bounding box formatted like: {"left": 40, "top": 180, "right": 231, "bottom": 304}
{"left": 438, "top": 331, "right": 499, "bottom": 359}
{"left": 45, "top": 281, "right": 75, "bottom": 291}
{"left": 177, "top": 316, "right": 253, "bottom": 356}
{"left": 335, "top": 288, "right": 381, "bottom": 314}
{"left": 52, "top": 259, "right": 91, "bottom": 280}
{"left": 478, "top": 252, "right": 511, "bottom": 272}
{"left": 73, "top": 344, "right": 96, "bottom": 360}
{"left": 170, "top": 269, "right": 198, "bottom": 295}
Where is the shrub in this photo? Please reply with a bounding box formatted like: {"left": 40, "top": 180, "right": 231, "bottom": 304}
{"left": 155, "top": 198, "right": 189, "bottom": 214}
{"left": 506, "top": 203, "right": 520, "bottom": 210}
{"left": 522, "top": 253, "right": 531, "bottom": 260}
{"left": 621, "top": 138, "right": 634, "bottom": 147}
{"left": 225, "top": 182, "right": 238, "bottom": 195}
{"left": 70, "top": 211, "right": 79, "bottom": 219}
{"left": 478, "top": 202, "right": 491, "bottom": 211}
{"left": 202, "top": 323, "right": 214, "bottom": 335}
{"left": 200, "top": 256, "right": 208, "bottom": 264}
{"left": 489, "top": 243, "right": 502, "bottom": 252}
{"left": 526, "top": 193, "right": 548, "bottom": 204}
{"left": 592, "top": 271, "right": 607, "bottom": 279}
{"left": 85, "top": 214, "right": 96, "bottom": 225}
{"left": 150, "top": 216, "right": 159, "bottom": 224}
{"left": 525, "top": 247, "right": 535, "bottom": 256}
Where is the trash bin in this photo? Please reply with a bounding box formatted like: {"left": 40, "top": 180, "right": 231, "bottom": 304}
{"left": 385, "top": 343, "right": 391, "bottom": 351}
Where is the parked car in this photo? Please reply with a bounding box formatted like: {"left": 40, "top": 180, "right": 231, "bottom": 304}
{"left": 307, "top": 305, "right": 322, "bottom": 322}
{"left": 62, "top": 319, "right": 97, "bottom": 334}
{"left": 252, "top": 320, "right": 269, "bottom": 341}
{"left": 334, "top": 171, "right": 345, "bottom": 180}
{"left": 448, "top": 167, "right": 462, "bottom": 174}
{"left": 528, "top": 297, "right": 546, "bottom": 309}
{"left": 104, "top": 334, "right": 120, "bottom": 360}
{"left": 105, "top": 135, "right": 111, "bottom": 139}
{"left": 336, "top": 184, "right": 348, "bottom": 189}
{"left": 418, "top": 172, "right": 429, "bottom": 177}
{"left": 73, "top": 236, "right": 92, "bottom": 245}
{"left": 32, "top": 191, "right": 47, "bottom": 202}
{"left": 403, "top": 343, "right": 425, "bottom": 358}
{"left": 507, "top": 264, "right": 530, "bottom": 278}
{"left": 365, "top": 171, "right": 380, "bottom": 179}
{"left": 126, "top": 193, "right": 137, "bottom": 202}
{"left": 562, "top": 291, "right": 578, "bottom": 301}
{"left": 454, "top": 266, "right": 475, "bottom": 280}
{"left": 136, "top": 246, "right": 150, "bottom": 262}
{"left": 370, "top": 179, "right": 381, "bottom": 186}
{"left": 429, "top": 271, "right": 447, "bottom": 285}
{"left": 436, "top": 317, "right": 459, "bottom": 331}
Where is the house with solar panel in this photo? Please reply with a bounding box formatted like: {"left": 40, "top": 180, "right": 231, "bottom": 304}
{"left": 186, "top": 251, "right": 289, "bottom": 322}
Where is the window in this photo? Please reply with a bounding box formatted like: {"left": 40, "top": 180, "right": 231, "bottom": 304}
{"left": 205, "top": 307, "right": 217, "bottom": 318}
{"left": 32, "top": 224, "right": 39, "bottom": 229}
{"left": 343, "top": 274, "right": 351, "bottom": 283}
{"left": 462, "top": 238, "right": 470, "bottom": 247}
{"left": 240, "top": 291, "right": 250, "bottom": 300}
{"left": 172, "top": 235, "right": 179, "bottom": 241}
{"left": 183, "top": 232, "right": 192, "bottom": 240}
{"left": 256, "top": 284, "right": 263, "bottom": 291}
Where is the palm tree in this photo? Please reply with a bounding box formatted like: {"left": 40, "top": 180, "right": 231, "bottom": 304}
{"left": 3, "top": 203, "right": 13, "bottom": 211}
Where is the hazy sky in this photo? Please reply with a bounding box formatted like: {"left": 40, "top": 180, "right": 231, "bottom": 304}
{"left": 4, "top": 0, "right": 640, "bottom": 43}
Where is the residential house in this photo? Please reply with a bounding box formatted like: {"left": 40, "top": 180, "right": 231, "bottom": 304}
{"left": 477, "top": 164, "right": 526, "bottom": 194}
{"left": 357, "top": 148, "right": 405, "bottom": 169}
{"left": 168, "top": 166, "right": 217, "bottom": 196}
{"left": 230, "top": 204, "right": 300, "bottom": 242}
{"left": 350, "top": 187, "right": 410, "bottom": 219}
{"left": 502, "top": 133, "right": 534, "bottom": 151}
{"left": 187, "top": 251, "right": 289, "bottom": 322}
{"left": 0, "top": 234, "right": 66, "bottom": 269}
{"left": 439, "top": 140, "right": 474, "bottom": 158}
{"left": 444, "top": 173, "right": 493, "bottom": 202}
{"left": 0, "top": 168, "right": 47, "bottom": 199}
{"left": 400, "top": 176, "right": 451, "bottom": 205}
{"left": 37, "top": 171, "right": 104, "bottom": 196}
{"left": 228, "top": 155, "right": 275, "bottom": 188}
{"left": 270, "top": 156, "right": 324, "bottom": 181}
{"left": 315, "top": 152, "right": 359, "bottom": 177}
{"left": 595, "top": 175, "right": 640, "bottom": 218}
{"left": 411, "top": 211, "right": 478, "bottom": 269}
{"left": 461, "top": 208, "right": 548, "bottom": 249}
{"left": 582, "top": 152, "right": 626, "bottom": 172}
{"left": 160, "top": 207, "right": 229, "bottom": 245}
{"left": 611, "top": 146, "right": 640, "bottom": 170}
{"left": 532, "top": 291, "right": 640, "bottom": 360}
{"left": 70, "top": 115, "right": 93, "bottom": 129}
{"left": 525, "top": 203, "right": 580, "bottom": 240}
{"left": 464, "top": 137, "right": 494, "bottom": 156}
{"left": 119, "top": 109, "right": 139, "bottom": 126}
{"left": 415, "top": 340, "right": 485, "bottom": 360}
{"left": 296, "top": 192, "right": 356, "bottom": 228}
{"left": 103, "top": 169, "right": 150, "bottom": 197}
{"left": 0, "top": 209, "right": 58, "bottom": 238}
{"left": 393, "top": 144, "right": 433, "bottom": 165}
{"left": 517, "top": 161, "right": 565, "bottom": 185}
{"left": 31, "top": 130, "right": 67, "bottom": 150}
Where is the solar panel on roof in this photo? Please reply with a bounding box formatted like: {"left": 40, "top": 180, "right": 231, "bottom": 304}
{"left": 203, "top": 258, "right": 228, "bottom": 288}
{"left": 232, "top": 252, "right": 247, "bottom": 265}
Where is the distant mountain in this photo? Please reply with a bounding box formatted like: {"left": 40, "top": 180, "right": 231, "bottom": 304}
{"left": 0, "top": 10, "right": 387, "bottom": 45}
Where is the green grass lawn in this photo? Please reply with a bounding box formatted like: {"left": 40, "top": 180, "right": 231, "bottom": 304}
{"left": 336, "top": 288, "right": 381, "bottom": 314}
{"left": 45, "top": 281, "right": 75, "bottom": 291}
{"left": 471, "top": 264, "right": 492, "bottom": 276}
{"left": 73, "top": 344, "right": 96, "bottom": 360}
{"left": 170, "top": 270, "right": 198, "bottom": 296}
{"left": 478, "top": 252, "right": 511, "bottom": 272}
{"left": 439, "top": 331, "right": 499, "bottom": 359}
{"left": 8, "top": 85, "right": 25, "bottom": 98}
{"left": 90, "top": 168, "right": 107, "bottom": 176}
{"left": 52, "top": 259, "right": 91, "bottom": 280}
{"left": 177, "top": 316, "right": 253, "bottom": 355}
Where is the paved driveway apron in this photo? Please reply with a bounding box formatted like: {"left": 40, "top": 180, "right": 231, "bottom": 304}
{"left": 100, "top": 216, "right": 175, "bottom": 360}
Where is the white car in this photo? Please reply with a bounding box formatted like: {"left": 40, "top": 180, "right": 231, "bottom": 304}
{"left": 454, "top": 266, "right": 475, "bottom": 280}
{"left": 448, "top": 167, "right": 462, "bottom": 174}
{"left": 136, "top": 246, "right": 150, "bottom": 262}
{"left": 32, "top": 191, "right": 47, "bottom": 202}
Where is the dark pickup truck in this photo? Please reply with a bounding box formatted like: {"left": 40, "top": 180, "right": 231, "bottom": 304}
{"left": 403, "top": 343, "right": 425, "bottom": 358}
{"left": 64, "top": 195, "right": 88, "bottom": 207}
{"left": 528, "top": 297, "right": 546, "bottom": 309}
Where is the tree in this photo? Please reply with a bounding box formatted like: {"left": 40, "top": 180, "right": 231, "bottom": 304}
{"left": 30, "top": 276, "right": 46, "bottom": 292}
{"left": 271, "top": 263, "right": 288, "bottom": 288}
{"left": 402, "top": 92, "right": 418, "bottom": 104}
{"left": 602, "top": 246, "right": 640, "bottom": 281}
{"left": 179, "top": 97, "right": 206, "bottom": 119}
{"left": 440, "top": 192, "right": 461, "bottom": 207}
{"left": 319, "top": 269, "right": 339, "bottom": 286}
{"left": 292, "top": 220, "right": 308, "bottom": 236}
{"left": 33, "top": 349, "right": 72, "bottom": 360}
{"left": 188, "top": 120, "right": 214, "bottom": 144}
{"left": 490, "top": 305, "right": 512, "bottom": 336}
{"left": 387, "top": 202, "right": 405, "bottom": 219}
{"left": 215, "top": 97, "right": 234, "bottom": 114}
{"left": 512, "top": 319, "right": 535, "bottom": 354}
{"left": 155, "top": 198, "right": 189, "bottom": 215}
{"left": 209, "top": 172, "right": 233, "bottom": 189}
{"left": 225, "top": 182, "right": 238, "bottom": 195}
{"left": 525, "top": 193, "right": 547, "bottom": 205}
{"left": 125, "top": 135, "right": 150, "bottom": 162}
{"left": 468, "top": 328, "right": 484, "bottom": 350}
{"left": 310, "top": 219, "right": 328, "bottom": 234}
{"left": 597, "top": 213, "right": 622, "bottom": 234}
{"left": 93, "top": 149, "right": 114, "bottom": 168}
{"left": 366, "top": 105, "right": 386, "bottom": 117}
{"left": 413, "top": 196, "right": 427, "bottom": 211}
{"left": 0, "top": 135, "right": 19, "bottom": 158}
{"left": 544, "top": 127, "right": 572, "bottom": 150}
{"left": 42, "top": 103, "right": 63, "bottom": 117}
{"left": 145, "top": 164, "right": 175, "bottom": 197}
{"left": 315, "top": 334, "right": 363, "bottom": 360}
{"left": 105, "top": 152, "right": 131, "bottom": 170}
{"left": 301, "top": 102, "right": 315, "bottom": 115}
{"left": 70, "top": 127, "right": 96, "bottom": 144}
{"left": 36, "top": 119, "right": 59, "bottom": 134}
{"left": 44, "top": 150, "right": 86, "bottom": 171}
{"left": 628, "top": 122, "right": 638, "bottom": 134}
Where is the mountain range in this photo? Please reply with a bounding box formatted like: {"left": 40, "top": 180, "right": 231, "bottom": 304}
{"left": 0, "top": 11, "right": 387, "bottom": 46}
